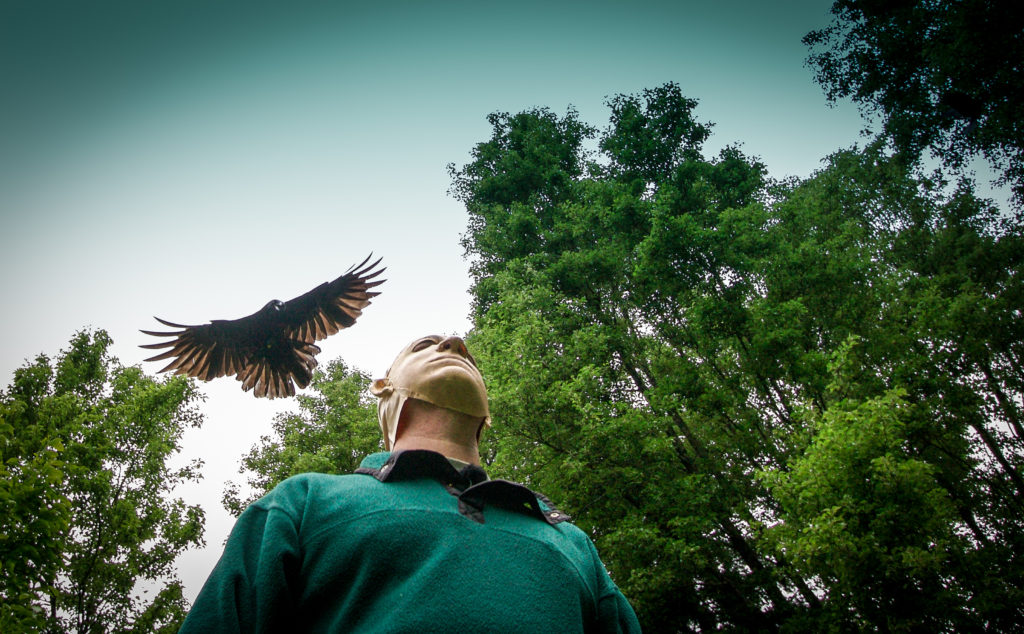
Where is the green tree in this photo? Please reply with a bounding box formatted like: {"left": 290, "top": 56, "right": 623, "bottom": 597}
{"left": 762, "top": 350, "right": 968, "bottom": 631}
{"left": 451, "top": 83, "right": 1024, "bottom": 631}
{"left": 223, "top": 359, "right": 380, "bottom": 516}
{"left": 804, "top": 0, "right": 1024, "bottom": 206}
{"left": 0, "top": 368, "right": 69, "bottom": 632}
{"left": 0, "top": 329, "right": 205, "bottom": 633}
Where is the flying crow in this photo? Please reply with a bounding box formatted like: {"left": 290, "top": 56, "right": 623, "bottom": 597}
{"left": 141, "top": 255, "right": 385, "bottom": 398}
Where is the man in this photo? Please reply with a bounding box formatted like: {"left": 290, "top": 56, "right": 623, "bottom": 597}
{"left": 180, "top": 335, "right": 641, "bottom": 632}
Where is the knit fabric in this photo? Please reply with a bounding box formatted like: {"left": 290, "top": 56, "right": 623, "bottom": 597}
{"left": 180, "top": 450, "right": 640, "bottom": 633}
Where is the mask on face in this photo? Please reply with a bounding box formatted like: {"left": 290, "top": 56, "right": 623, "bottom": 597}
{"left": 370, "top": 335, "right": 490, "bottom": 450}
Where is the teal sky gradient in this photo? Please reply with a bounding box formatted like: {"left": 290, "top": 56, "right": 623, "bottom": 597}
{"left": 1, "top": 0, "right": 866, "bottom": 603}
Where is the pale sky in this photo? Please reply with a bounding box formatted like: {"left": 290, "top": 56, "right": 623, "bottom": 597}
{"left": 0, "top": 0, "right": 867, "bottom": 603}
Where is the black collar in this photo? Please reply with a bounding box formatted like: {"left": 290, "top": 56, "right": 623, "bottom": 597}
{"left": 358, "top": 449, "right": 488, "bottom": 489}
{"left": 355, "top": 449, "right": 570, "bottom": 526}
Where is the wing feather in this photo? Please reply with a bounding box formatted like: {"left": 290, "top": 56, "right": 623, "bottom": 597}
{"left": 142, "top": 347, "right": 181, "bottom": 362}
{"left": 186, "top": 346, "right": 213, "bottom": 377}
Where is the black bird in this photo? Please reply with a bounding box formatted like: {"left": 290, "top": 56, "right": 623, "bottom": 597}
{"left": 141, "top": 255, "right": 385, "bottom": 398}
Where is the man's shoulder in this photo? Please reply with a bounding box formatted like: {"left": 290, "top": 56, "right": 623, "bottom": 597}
{"left": 237, "top": 466, "right": 386, "bottom": 532}
{"left": 283, "top": 469, "right": 380, "bottom": 491}
{"left": 273, "top": 470, "right": 368, "bottom": 490}
{"left": 256, "top": 459, "right": 388, "bottom": 507}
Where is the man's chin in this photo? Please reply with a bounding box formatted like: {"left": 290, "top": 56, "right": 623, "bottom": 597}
{"left": 413, "top": 372, "right": 488, "bottom": 419}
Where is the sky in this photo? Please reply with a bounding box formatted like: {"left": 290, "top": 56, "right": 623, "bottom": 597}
{"left": 0, "top": 0, "right": 868, "bottom": 604}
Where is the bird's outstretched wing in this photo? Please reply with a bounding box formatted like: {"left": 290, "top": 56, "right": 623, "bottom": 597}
{"left": 278, "top": 254, "right": 385, "bottom": 343}
{"left": 141, "top": 255, "right": 385, "bottom": 398}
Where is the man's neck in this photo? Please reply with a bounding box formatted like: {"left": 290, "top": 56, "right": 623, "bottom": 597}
{"left": 392, "top": 433, "right": 480, "bottom": 465}
{"left": 390, "top": 399, "right": 482, "bottom": 465}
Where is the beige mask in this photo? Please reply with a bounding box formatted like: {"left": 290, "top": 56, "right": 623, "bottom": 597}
{"left": 370, "top": 335, "right": 490, "bottom": 450}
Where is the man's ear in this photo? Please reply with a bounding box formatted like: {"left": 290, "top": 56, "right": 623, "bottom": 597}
{"left": 370, "top": 377, "right": 392, "bottom": 397}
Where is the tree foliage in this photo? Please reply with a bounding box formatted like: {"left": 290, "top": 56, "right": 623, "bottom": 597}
{"left": 450, "top": 83, "right": 1024, "bottom": 631}
{"left": 0, "top": 329, "right": 205, "bottom": 633}
{"left": 222, "top": 359, "right": 381, "bottom": 517}
{"left": 805, "top": 0, "right": 1024, "bottom": 206}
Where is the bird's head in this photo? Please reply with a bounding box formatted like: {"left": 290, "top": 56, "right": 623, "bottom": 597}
{"left": 262, "top": 299, "right": 285, "bottom": 312}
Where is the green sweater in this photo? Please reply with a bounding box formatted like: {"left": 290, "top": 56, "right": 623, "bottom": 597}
{"left": 180, "top": 450, "right": 641, "bottom": 633}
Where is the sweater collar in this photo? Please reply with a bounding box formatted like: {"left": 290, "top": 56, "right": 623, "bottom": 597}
{"left": 357, "top": 450, "right": 488, "bottom": 489}
{"left": 354, "top": 450, "right": 570, "bottom": 526}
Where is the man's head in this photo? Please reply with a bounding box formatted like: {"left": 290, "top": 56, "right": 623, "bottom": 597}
{"left": 370, "top": 335, "right": 490, "bottom": 450}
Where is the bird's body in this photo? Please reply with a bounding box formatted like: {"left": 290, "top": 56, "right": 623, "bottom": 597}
{"left": 141, "top": 255, "right": 384, "bottom": 398}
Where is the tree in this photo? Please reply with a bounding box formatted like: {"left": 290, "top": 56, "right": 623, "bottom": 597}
{"left": 223, "top": 359, "right": 381, "bottom": 516}
{"left": 0, "top": 372, "right": 68, "bottom": 632}
{"left": 451, "top": 83, "right": 1024, "bottom": 631}
{"left": 0, "top": 329, "right": 205, "bottom": 633}
{"left": 804, "top": 0, "right": 1024, "bottom": 206}
{"left": 762, "top": 360, "right": 968, "bottom": 631}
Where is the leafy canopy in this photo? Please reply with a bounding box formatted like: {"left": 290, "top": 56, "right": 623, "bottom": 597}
{"left": 805, "top": 0, "right": 1024, "bottom": 206}
{"left": 0, "top": 329, "right": 205, "bottom": 633}
{"left": 451, "top": 82, "right": 1024, "bottom": 632}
